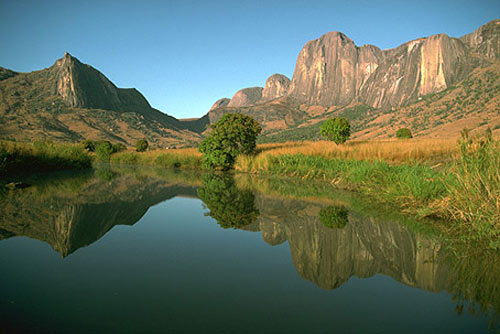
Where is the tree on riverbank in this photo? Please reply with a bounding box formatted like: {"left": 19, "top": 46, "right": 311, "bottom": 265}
{"left": 320, "top": 118, "right": 351, "bottom": 144}
{"left": 199, "top": 113, "right": 262, "bottom": 169}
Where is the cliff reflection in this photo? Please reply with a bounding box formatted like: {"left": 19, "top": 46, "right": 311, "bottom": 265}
{"left": 0, "top": 167, "right": 199, "bottom": 257}
{"left": 0, "top": 169, "right": 497, "bottom": 321}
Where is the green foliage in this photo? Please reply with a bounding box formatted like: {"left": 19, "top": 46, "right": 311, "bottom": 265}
{"left": 81, "top": 140, "right": 96, "bottom": 152}
{"left": 396, "top": 128, "right": 413, "bottom": 139}
{"left": 199, "top": 113, "right": 262, "bottom": 169}
{"left": 112, "top": 143, "right": 127, "bottom": 153}
{"left": 445, "top": 131, "right": 500, "bottom": 247}
{"left": 0, "top": 141, "right": 92, "bottom": 179}
{"left": 320, "top": 118, "right": 351, "bottom": 144}
{"left": 136, "top": 139, "right": 149, "bottom": 152}
{"left": 153, "top": 154, "right": 201, "bottom": 169}
{"left": 95, "top": 141, "right": 114, "bottom": 162}
{"left": 318, "top": 205, "right": 349, "bottom": 229}
{"left": 197, "top": 173, "right": 259, "bottom": 229}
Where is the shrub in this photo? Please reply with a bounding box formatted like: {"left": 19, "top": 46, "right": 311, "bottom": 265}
{"left": 199, "top": 113, "right": 262, "bottom": 170}
{"left": 95, "top": 141, "right": 114, "bottom": 161}
{"left": 112, "top": 143, "right": 127, "bottom": 153}
{"left": 81, "top": 140, "right": 96, "bottom": 152}
{"left": 396, "top": 128, "right": 413, "bottom": 139}
{"left": 136, "top": 139, "right": 149, "bottom": 152}
{"left": 320, "top": 118, "right": 351, "bottom": 144}
{"left": 318, "top": 205, "right": 349, "bottom": 229}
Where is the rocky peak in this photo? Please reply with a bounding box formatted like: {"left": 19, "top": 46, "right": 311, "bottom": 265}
{"left": 261, "top": 74, "right": 291, "bottom": 102}
{"left": 227, "top": 87, "right": 263, "bottom": 107}
{"left": 209, "top": 97, "right": 231, "bottom": 111}
{"left": 289, "top": 30, "right": 382, "bottom": 106}
{"left": 461, "top": 19, "right": 500, "bottom": 60}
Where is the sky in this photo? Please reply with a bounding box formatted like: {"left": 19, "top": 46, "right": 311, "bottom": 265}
{"left": 0, "top": 0, "right": 499, "bottom": 119}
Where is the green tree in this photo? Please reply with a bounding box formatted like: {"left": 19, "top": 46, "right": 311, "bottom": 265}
{"left": 396, "top": 128, "right": 413, "bottom": 139}
{"left": 320, "top": 118, "right": 351, "bottom": 144}
{"left": 136, "top": 139, "right": 149, "bottom": 152}
{"left": 197, "top": 173, "right": 259, "bottom": 229}
{"left": 199, "top": 113, "right": 262, "bottom": 169}
{"left": 95, "top": 141, "right": 114, "bottom": 161}
{"left": 318, "top": 205, "right": 349, "bottom": 229}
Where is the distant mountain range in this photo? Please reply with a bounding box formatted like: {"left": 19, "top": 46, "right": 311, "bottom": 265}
{"left": 1, "top": 20, "right": 499, "bottom": 145}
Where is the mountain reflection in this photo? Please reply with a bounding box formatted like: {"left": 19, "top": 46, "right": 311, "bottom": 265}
{"left": 0, "top": 167, "right": 198, "bottom": 256}
{"left": 0, "top": 168, "right": 497, "bottom": 320}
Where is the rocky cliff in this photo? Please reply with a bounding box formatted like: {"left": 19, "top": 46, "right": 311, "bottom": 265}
{"left": 262, "top": 74, "right": 291, "bottom": 102}
{"left": 208, "top": 20, "right": 499, "bottom": 137}
{"left": 227, "top": 87, "right": 264, "bottom": 107}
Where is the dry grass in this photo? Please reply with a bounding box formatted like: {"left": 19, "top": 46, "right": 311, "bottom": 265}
{"left": 246, "top": 139, "right": 459, "bottom": 167}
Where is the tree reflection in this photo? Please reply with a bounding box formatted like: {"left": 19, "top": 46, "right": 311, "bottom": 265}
{"left": 198, "top": 173, "right": 259, "bottom": 229}
{"left": 318, "top": 205, "right": 349, "bottom": 229}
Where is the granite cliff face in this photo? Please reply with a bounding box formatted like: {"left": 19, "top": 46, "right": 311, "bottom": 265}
{"left": 209, "top": 98, "right": 231, "bottom": 111}
{"left": 289, "top": 31, "right": 474, "bottom": 109}
{"left": 460, "top": 19, "right": 500, "bottom": 60}
{"left": 208, "top": 20, "right": 499, "bottom": 134}
{"left": 288, "top": 32, "right": 385, "bottom": 107}
{"left": 227, "top": 87, "right": 264, "bottom": 107}
{"left": 262, "top": 74, "right": 291, "bottom": 102}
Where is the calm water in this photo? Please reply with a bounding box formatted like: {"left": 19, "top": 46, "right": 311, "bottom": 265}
{"left": 0, "top": 166, "right": 498, "bottom": 333}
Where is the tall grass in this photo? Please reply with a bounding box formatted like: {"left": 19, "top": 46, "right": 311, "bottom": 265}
{"left": 0, "top": 141, "right": 92, "bottom": 179}
{"left": 110, "top": 148, "right": 202, "bottom": 170}
{"left": 438, "top": 133, "right": 500, "bottom": 247}
{"left": 255, "top": 138, "right": 458, "bottom": 166}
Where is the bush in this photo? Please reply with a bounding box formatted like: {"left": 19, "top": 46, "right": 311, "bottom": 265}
{"left": 112, "top": 143, "right": 127, "bottom": 153}
{"left": 95, "top": 141, "right": 114, "bottom": 161}
{"left": 81, "top": 140, "right": 96, "bottom": 152}
{"left": 199, "top": 113, "right": 262, "bottom": 170}
{"left": 396, "top": 128, "right": 413, "bottom": 139}
{"left": 320, "top": 118, "right": 351, "bottom": 144}
{"left": 318, "top": 205, "right": 349, "bottom": 229}
{"left": 136, "top": 139, "right": 149, "bottom": 152}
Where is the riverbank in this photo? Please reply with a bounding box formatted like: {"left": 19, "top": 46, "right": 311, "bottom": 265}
{"left": 2, "top": 137, "right": 498, "bottom": 248}
{"left": 0, "top": 141, "right": 92, "bottom": 182}
{"left": 236, "top": 137, "right": 499, "bottom": 249}
{"left": 108, "top": 137, "right": 499, "bottom": 248}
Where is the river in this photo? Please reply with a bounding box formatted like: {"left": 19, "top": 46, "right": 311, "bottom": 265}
{"left": 0, "top": 165, "right": 498, "bottom": 333}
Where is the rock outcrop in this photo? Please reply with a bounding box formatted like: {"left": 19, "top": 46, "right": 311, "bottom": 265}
{"left": 460, "top": 19, "right": 500, "bottom": 60}
{"left": 210, "top": 20, "right": 499, "bottom": 117}
{"left": 261, "top": 74, "right": 291, "bottom": 102}
{"left": 209, "top": 98, "right": 231, "bottom": 111}
{"left": 227, "top": 87, "right": 263, "bottom": 107}
{"left": 288, "top": 31, "right": 474, "bottom": 109}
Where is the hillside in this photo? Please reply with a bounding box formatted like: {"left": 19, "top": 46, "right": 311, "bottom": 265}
{"left": 0, "top": 53, "right": 205, "bottom": 147}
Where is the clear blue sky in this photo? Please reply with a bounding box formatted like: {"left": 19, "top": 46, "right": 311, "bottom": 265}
{"left": 0, "top": 0, "right": 498, "bottom": 118}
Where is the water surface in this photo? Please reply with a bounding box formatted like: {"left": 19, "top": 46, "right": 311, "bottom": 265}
{"left": 0, "top": 166, "right": 498, "bottom": 333}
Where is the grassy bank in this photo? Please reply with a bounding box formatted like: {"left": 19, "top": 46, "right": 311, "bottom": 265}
{"left": 110, "top": 148, "right": 202, "bottom": 169}
{"left": 0, "top": 141, "right": 92, "bottom": 180}
{"left": 235, "top": 137, "right": 499, "bottom": 248}
{"left": 104, "top": 137, "right": 498, "bottom": 247}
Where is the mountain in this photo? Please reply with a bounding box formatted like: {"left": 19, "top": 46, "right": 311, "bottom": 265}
{"left": 209, "top": 19, "right": 500, "bottom": 140}
{"left": 0, "top": 53, "right": 206, "bottom": 147}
